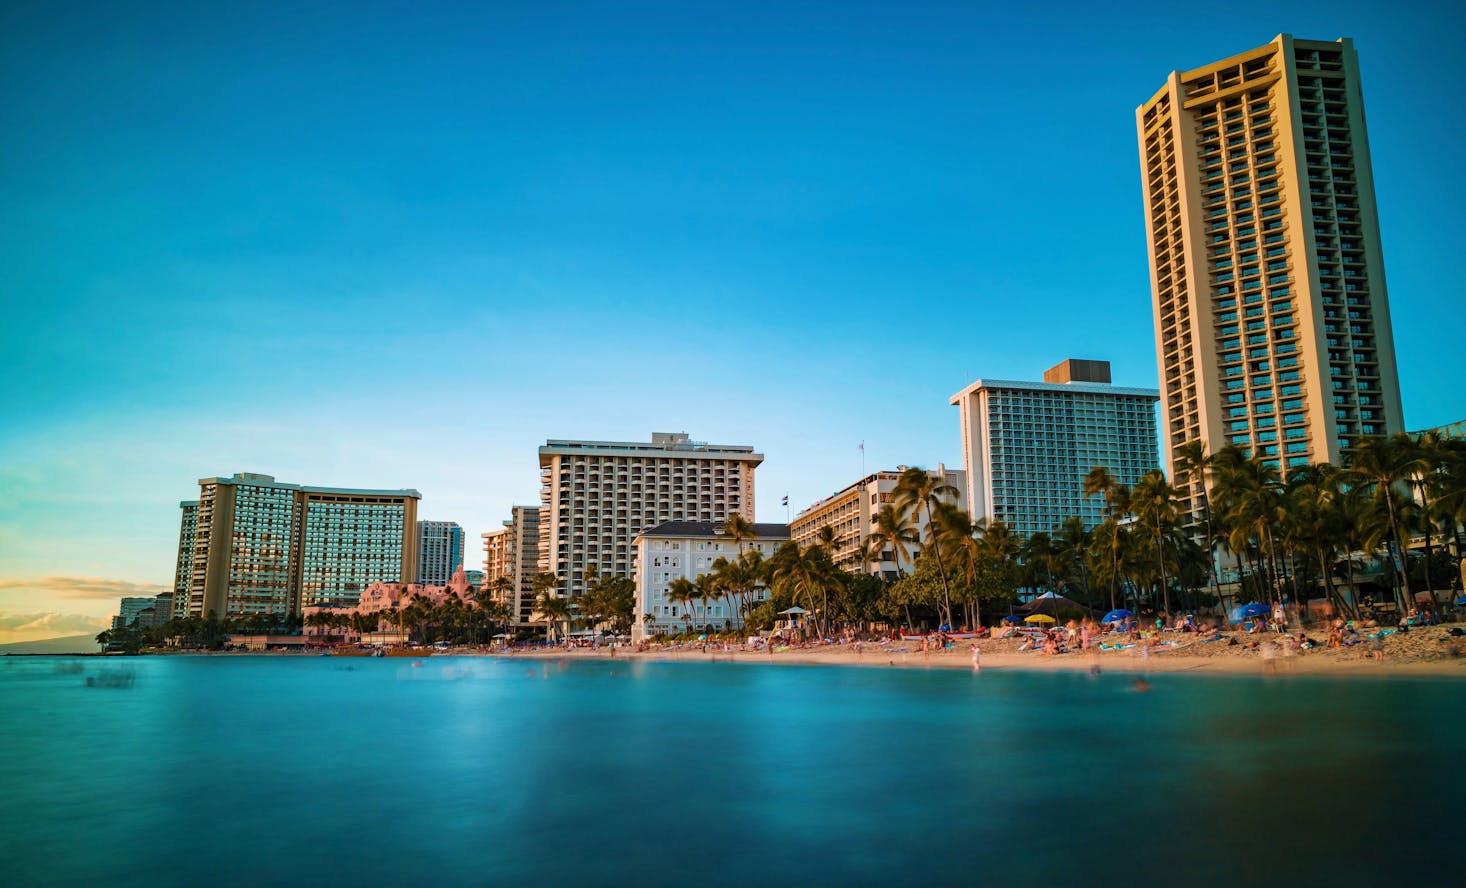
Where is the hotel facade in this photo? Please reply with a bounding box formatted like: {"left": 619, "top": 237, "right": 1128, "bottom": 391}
{"left": 633, "top": 520, "right": 789, "bottom": 639}
{"left": 790, "top": 466, "right": 965, "bottom": 578}
{"left": 951, "top": 359, "right": 1159, "bottom": 536}
{"left": 1138, "top": 34, "right": 1404, "bottom": 510}
{"left": 172, "top": 501, "right": 198, "bottom": 619}
{"left": 482, "top": 505, "right": 543, "bottom": 629}
{"left": 175, "top": 472, "right": 420, "bottom": 619}
{"left": 415, "top": 520, "right": 465, "bottom": 585}
{"left": 538, "top": 433, "right": 762, "bottom": 599}
{"left": 113, "top": 593, "right": 174, "bottom": 632}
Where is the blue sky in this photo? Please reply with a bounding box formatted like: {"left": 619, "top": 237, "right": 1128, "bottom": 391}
{"left": 2, "top": 0, "right": 1463, "bottom": 639}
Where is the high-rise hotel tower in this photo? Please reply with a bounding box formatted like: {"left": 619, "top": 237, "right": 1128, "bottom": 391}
{"left": 1138, "top": 35, "right": 1404, "bottom": 504}
{"left": 175, "top": 472, "right": 420, "bottom": 619}
{"left": 538, "top": 433, "right": 761, "bottom": 599}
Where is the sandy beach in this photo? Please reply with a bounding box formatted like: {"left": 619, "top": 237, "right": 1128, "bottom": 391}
{"left": 496, "top": 625, "right": 1466, "bottom": 678}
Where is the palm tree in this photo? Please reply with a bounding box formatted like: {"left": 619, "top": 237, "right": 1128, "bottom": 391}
{"left": 536, "top": 592, "right": 571, "bottom": 642}
{"left": 350, "top": 611, "right": 376, "bottom": 640}
{"left": 95, "top": 630, "right": 111, "bottom": 651}
{"left": 1174, "top": 440, "right": 1227, "bottom": 610}
{"left": 925, "top": 501, "right": 977, "bottom": 626}
{"left": 531, "top": 572, "right": 562, "bottom": 641}
{"left": 865, "top": 502, "right": 917, "bottom": 579}
{"left": 695, "top": 573, "right": 722, "bottom": 631}
{"left": 666, "top": 577, "right": 697, "bottom": 633}
{"left": 492, "top": 575, "right": 515, "bottom": 611}
{"left": 1436, "top": 438, "right": 1466, "bottom": 567}
{"left": 1346, "top": 434, "right": 1423, "bottom": 609}
{"left": 1132, "top": 469, "right": 1179, "bottom": 618}
{"left": 1083, "top": 466, "right": 1131, "bottom": 610}
{"left": 770, "top": 543, "right": 843, "bottom": 638}
{"left": 712, "top": 549, "right": 766, "bottom": 628}
{"left": 1056, "top": 516, "right": 1092, "bottom": 608}
{"left": 894, "top": 467, "right": 960, "bottom": 629}
{"left": 1285, "top": 463, "right": 1353, "bottom": 618}
{"left": 1216, "top": 457, "right": 1287, "bottom": 604}
{"left": 974, "top": 519, "right": 1021, "bottom": 625}
{"left": 1020, "top": 531, "right": 1058, "bottom": 595}
{"left": 1405, "top": 431, "right": 1452, "bottom": 611}
{"left": 722, "top": 513, "right": 754, "bottom": 559}
{"left": 815, "top": 523, "right": 837, "bottom": 550}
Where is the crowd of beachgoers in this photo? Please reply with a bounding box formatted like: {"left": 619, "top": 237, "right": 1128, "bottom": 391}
{"left": 485, "top": 610, "right": 1466, "bottom": 676}
{"left": 149, "top": 606, "right": 1466, "bottom": 676}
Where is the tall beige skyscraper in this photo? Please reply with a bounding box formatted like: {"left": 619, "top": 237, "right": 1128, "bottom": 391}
{"left": 538, "top": 433, "right": 761, "bottom": 598}
{"left": 482, "top": 505, "right": 542, "bottom": 629}
{"left": 1138, "top": 35, "right": 1404, "bottom": 505}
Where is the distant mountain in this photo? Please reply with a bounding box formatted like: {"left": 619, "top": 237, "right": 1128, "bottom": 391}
{"left": 0, "top": 634, "right": 99, "bottom": 655}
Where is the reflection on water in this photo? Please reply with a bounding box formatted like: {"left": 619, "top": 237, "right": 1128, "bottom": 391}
{"left": 83, "top": 666, "right": 135, "bottom": 688}
{"left": 2, "top": 656, "right": 1461, "bottom": 886}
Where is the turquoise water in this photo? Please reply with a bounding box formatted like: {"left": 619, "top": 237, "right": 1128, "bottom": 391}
{"left": 2, "top": 656, "right": 1461, "bottom": 887}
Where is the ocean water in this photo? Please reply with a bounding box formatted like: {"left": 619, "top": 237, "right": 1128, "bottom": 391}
{"left": 2, "top": 655, "right": 1461, "bottom": 887}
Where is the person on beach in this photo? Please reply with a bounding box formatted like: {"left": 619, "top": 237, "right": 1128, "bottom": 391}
{"left": 970, "top": 644, "right": 981, "bottom": 671}
{"left": 1260, "top": 640, "right": 1280, "bottom": 674}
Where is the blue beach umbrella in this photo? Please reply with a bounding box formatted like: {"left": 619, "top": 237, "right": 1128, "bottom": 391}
{"left": 1239, "top": 603, "right": 1270, "bottom": 618}
{"left": 1001, "top": 615, "right": 1023, "bottom": 623}
{"left": 1102, "top": 609, "right": 1133, "bottom": 623}
{"left": 1455, "top": 595, "right": 1466, "bottom": 607}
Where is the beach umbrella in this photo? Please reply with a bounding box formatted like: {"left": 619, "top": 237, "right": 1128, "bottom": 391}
{"left": 779, "top": 606, "right": 808, "bottom": 614}
{"left": 1001, "top": 615, "right": 1023, "bottom": 623}
{"left": 1239, "top": 603, "right": 1270, "bottom": 618}
{"left": 1102, "top": 609, "right": 1133, "bottom": 623}
{"left": 1455, "top": 595, "right": 1466, "bottom": 607}
{"left": 1024, "top": 614, "right": 1056, "bottom": 624}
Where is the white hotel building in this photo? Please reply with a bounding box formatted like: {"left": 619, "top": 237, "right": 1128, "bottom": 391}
{"left": 950, "top": 359, "right": 1160, "bottom": 536}
{"left": 538, "top": 432, "right": 762, "bottom": 599}
{"left": 632, "top": 520, "right": 789, "bottom": 640}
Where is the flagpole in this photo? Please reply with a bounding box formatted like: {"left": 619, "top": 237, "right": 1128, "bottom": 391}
{"left": 859, "top": 441, "right": 865, "bottom": 476}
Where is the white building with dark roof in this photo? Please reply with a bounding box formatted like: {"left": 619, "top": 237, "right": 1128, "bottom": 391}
{"left": 632, "top": 520, "right": 788, "bottom": 640}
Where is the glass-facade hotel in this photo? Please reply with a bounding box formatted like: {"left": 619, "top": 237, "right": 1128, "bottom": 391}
{"left": 175, "top": 472, "right": 420, "bottom": 618}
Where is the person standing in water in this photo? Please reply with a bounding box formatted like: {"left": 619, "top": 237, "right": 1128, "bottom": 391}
{"left": 970, "top": 644, "right": 981, "bottom": 671}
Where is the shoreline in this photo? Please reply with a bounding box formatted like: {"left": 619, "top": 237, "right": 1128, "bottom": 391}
{"left": 503, "top": 636, "right": 1466, "bottom": 679}
{"left": 31, "top": 625, "right": 1466, "bottom": 679}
